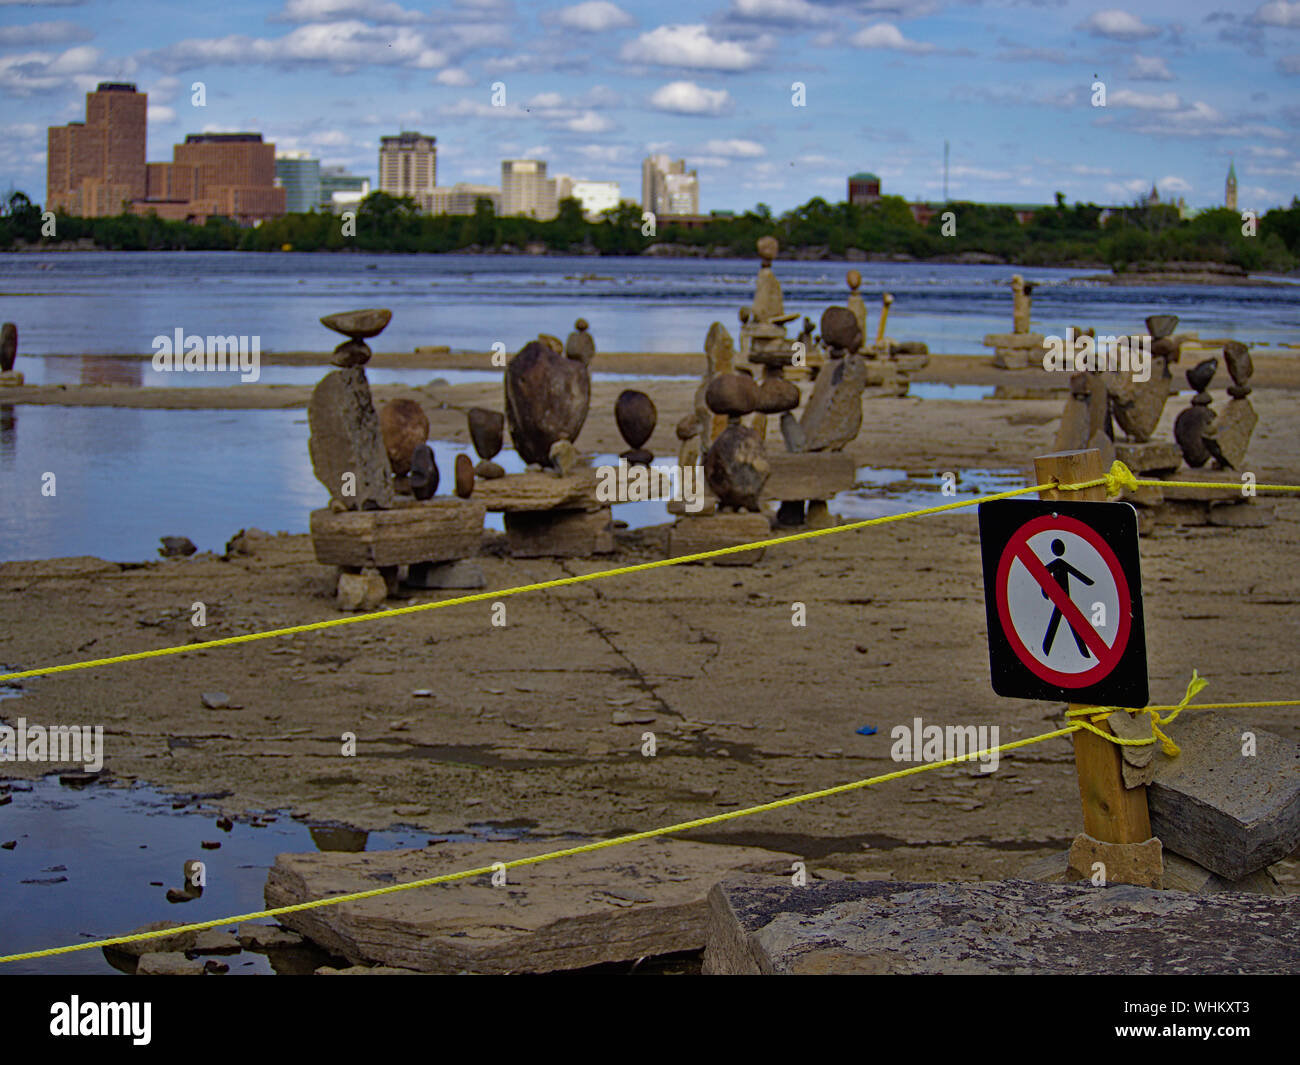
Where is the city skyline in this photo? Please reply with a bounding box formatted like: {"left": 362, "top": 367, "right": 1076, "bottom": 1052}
{"left": 2, "top": 0, "right": 1298, "bottom": 215}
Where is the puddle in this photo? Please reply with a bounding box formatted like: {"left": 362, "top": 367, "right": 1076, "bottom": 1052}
{"left": 0, "top": 776, "right": 535, "bottom": 975}
{"left": 831, "top": 467, "right": 1024, "bottom": 521}
{"left": 907, "top": 383, "right": 993, "bottom": 401}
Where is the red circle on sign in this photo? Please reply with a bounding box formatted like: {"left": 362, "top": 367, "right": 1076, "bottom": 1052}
{"left": 994, "top": 513, "right": 1131, "bottom": 689}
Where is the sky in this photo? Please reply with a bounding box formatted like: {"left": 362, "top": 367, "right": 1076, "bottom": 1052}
{"left": 1, "top": 0, "right": 1298, "bottom": 214}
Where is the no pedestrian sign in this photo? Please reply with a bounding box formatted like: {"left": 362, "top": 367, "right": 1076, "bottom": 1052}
{"left": 978, "top": 500, "right": 1148, "bottom": 706}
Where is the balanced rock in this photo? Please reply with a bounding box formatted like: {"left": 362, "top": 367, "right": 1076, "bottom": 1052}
{"left": 409, "top": 444, "right": 440, "bottom": 500}
{"left": 1202, "top": 399, "right": 1257, "bottom": 470}
{"left": 756, "top": 376, "right": 800, "bottom": 414}
{"left": 308, "top": 368, "right": 394, "bottom": 511}
{"left": 454, "top": 454, "right": 475, "bottom": 498}
{"left": 1187, "top": 358, "right": 1217, "bottom": 393}
{"left": 565, "top": 318, "right": 596, "bottom": 366}
{"left": 548, "top": 439, "right": 579, "bottom": 477}
{"left": 1174, "top": 404, "right": 1216, "bottom": 468}
{"left": 1223, "top": 340, "right": 1253, "bottom": 397}
{"left": 537, "top": 333, "right": 563, "bottom": 355}
{"left": 504, "top": 339, "right": 590, "bottom": 465}
{"left": 675, "top": 413, "right": 698, "bottom": 441}
{"left": 798, "top": 353, "right": 869, "bottom": 451}
{"left": 0, "top": 322, "right": 16, "bottom": 373}
{"left": 820, "top": 306, "right": 862, "bottom": 355}
{"left": 321, "top": 309, "right": 392, "bottom": 339}
{"left": 706, "top": 372, "right": 758, "bottom": 418}
{"left": 704, "top": 425, "right": 770, "bottom": 511}
{"left": 1145, "top": 314, "right": 1178, "bottom": 340}
{"left": 1111, "top": 358, "right": 1173, "bottom": 442}
{"left": 379, "top": 399, "right": 429, "bottom": 477}
{"left": 475, "top": 460, "right": 505, "bottom": 480}
{"left": 467, "top": 408, "right": 505, "bottom": 461}
{"left": 615, "top": 390, "right": 656, "bottom": 449}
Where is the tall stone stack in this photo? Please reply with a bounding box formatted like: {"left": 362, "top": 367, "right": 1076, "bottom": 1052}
{"left": 306, "top": 309, "right": 485, "bottom": 608}
{"left": 984, "top": 274, "right": 1049, "bottom": 370}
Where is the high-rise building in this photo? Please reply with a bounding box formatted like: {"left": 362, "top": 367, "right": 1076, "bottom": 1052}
{"left": 319, "top": 166, "right": 371, "bottom": 213}
{"left": 379, "top": 132, "right": 437, "bottom": 199}
{"left": 641, "top": 155, "right": 698, "bottom": 218}
{"left": 47, "top": 82, "right": 147, "bottom": 217}
{"left": 421, "top": 184, "right": 501, "bottom": 216}
{"left": 555, "top": 177, "right": 620, "bottom": 219}
{"left": 847, "top": 172, "right": 881, "bottom": 205}
{"left": 501, "top": 159, "right": 557, "bottom": 220}
{"left": 1225, "top": 162, "right": 1237, "bottom": 212}
{"left": 275, "top": 152, "right": 322, "bottom": 213}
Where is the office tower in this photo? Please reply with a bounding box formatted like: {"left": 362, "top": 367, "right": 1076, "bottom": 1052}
{"left": 275, "top": 152, "right": 322, "bottom": 213}
{"left": 641, "top": 155, "right": 698, "bottom": 217}
{"left": 501, "top": 159, "right": 558, "bottom": 220}
{"left": 379, "top": 132, "right": 437, "bottom": 198}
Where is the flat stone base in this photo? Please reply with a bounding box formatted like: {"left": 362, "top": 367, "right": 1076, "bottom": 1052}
{"left": 703, "top": 877, "right": 1300, "bottom": 974}
{"left": 667, "top": 511, "right": 772, "bottom": 565}
{"left": 760, "top": 452, "right": 857, "bottom": 501}
{"left": 1145, "top": 499, "right": 1273, "bottom": 527}
{"left": 310, "top": 498, "right": 484, "bottom": 568}
{"left": 265, "top": 839, "right": 796, "bottom": 974}
{"left": 504, "top": 506, "right": 613, "bottom": 557}
{"left": 0, "top": 371, "right": 24, "bottom": 387}
{"left": 1019, "top": 848, "right": 1284, "bottom": 896}
{"left": 473, "top": 470, "right": 601, "bottom": 512}
{"left": 1114, "top": 440, "right": 1181, "bottom": 475}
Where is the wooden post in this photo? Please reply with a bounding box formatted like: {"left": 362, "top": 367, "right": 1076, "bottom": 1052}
{"left": 1034, "top": 448, "right": 1152, "bottom": 844}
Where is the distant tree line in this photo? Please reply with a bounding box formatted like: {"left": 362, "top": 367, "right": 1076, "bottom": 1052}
{"left": 2, "top": 188, "right": 1297, "bottom": 272}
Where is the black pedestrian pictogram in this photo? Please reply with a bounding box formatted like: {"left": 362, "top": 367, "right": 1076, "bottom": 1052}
{"left": 1041, "top": 538, "right": 1094, "bottom": 658}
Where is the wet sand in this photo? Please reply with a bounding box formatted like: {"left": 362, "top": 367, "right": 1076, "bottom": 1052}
{"left": 1, "top": 359, "right": 1298, "bottom": 893}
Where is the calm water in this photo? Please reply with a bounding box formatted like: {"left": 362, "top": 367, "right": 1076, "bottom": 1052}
{"left": 0, "top": 401, "right": 1017, "bottom": 563}
{"left": 3, "top": 252, "right": 1297, "bottom": 356}
{"left": 0, "top": 776, "right": 535, "bottom": 975}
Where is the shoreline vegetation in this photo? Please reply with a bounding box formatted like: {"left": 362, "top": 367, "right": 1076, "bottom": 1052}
{"left": 4, "top": 189, "right": 1299, "bottom": 276}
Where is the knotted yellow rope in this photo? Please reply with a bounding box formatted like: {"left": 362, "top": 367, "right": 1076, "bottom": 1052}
{"left": 1065, "top": 671, "right": 1210, "bottom": 757}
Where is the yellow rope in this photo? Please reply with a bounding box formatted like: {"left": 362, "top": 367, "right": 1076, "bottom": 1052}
{"left": 0, "top": 720, "right": 1085, "bottom": 964}
{"left": 1066, "top": 671, "right": 1210, "bottom": 756}
{"left": 5, "top": 688, "right": 1295, "bottom": 966}
{"left": 0, "top": 478, "right": 1071, "bottom": 684}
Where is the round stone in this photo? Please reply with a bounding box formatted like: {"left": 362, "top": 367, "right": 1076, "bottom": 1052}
{"left": 820, "top": 306, "right": 862, "bottom": 353}
{"left": 704, "top": 423, "right": 770, "bottom": 511}
{"left": 1186, "top": 358, "right": 1217, "bottom": 393}
{"left": 409, "top": 444, "right": 439, "bottom": 500}
{"left": 614, "top": 390, "right": 657, "bottom": 450}
{"left": 846, "top": 269, "right": 861, "bottom": 290}
{"left": 756, "top": 236, "right": 779, "bottom": 263}
{"left": 675, "top": 412, "right": 699, "bottom": 440}
{"left": 706, "top": 371, "right": 759, "bottom": 417}
{"left": 756, "top": 376, "right": 800, "bottom": 414}
{"left": 467, "top": 407, "right": 505, "bottom": 460}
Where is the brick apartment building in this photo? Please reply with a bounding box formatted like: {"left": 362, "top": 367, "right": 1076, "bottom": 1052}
{"left": 47, "top": 83, "right": 286, "bottom": 225}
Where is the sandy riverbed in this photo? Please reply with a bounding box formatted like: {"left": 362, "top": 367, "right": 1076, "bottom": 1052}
{"left": 1, "top": 355, "right": 1298, "bottom": 892}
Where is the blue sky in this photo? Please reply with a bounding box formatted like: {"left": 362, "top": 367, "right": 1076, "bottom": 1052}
{"left": 2, "top": 0, "right": 1298, "bottom": 213}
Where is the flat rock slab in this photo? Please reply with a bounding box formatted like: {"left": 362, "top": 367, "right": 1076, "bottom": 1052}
{"left": 704, "top": 877, "right": 1300, "bottom": 974}
{"left": 667, "top": 512, "right": 771, "bottom": 565}
{"left": 759, "top": 452, "right": 857, "bottom": 502}
{"left": 310, "top": 499, "right": 484, "bottom": 568}
{"left": 1148, "top": 713, "right": 1300, "bottom": 880}
{"left": 503, "top": 507, "right": 613, "bottom": 558}
{"left": 1114, "top": 440, "right": 1181, "bottom": 474}
{"left": 265, "top": 838, "right": 795, "bottom": 974}
{"left": 473, "top": 470, "right": 601, "bottom": 512}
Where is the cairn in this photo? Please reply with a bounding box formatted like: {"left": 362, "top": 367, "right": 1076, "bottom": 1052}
{"left": 984, "top": 274, "right": 1049, "bottom": 369}
{"left": 306, "top": 308, "right": 484, "bottom": 606}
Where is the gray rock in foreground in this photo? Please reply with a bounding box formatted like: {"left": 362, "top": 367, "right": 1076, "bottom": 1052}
{"left": 704, "top": 877, "right": 1300, "bottom": 975}
{"left": 265, "top": 839, "right": 794, "bottom": 974}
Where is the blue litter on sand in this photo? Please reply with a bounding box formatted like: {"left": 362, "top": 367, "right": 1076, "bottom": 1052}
{"left": 855, "top": 726, "right": 877, "bottom": 736}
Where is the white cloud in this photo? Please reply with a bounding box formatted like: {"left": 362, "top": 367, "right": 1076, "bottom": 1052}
{"left": 155, "top": 22, "right": 446, "bottom": 71}
{"left": 278, "top": 0, "right": 427, "bottom": 22}
{"left": 0, "top": 44, "right": 121, "bottom": 95}
{"left": 1110, "top": 89, "right": 1181, "bottom": 110}
{"left": 554, "top": 1, "right": 635, "bottom": 32}
{"left": 1128, "top": 55, "right": 1173, "bottom": 81}
{"left": 728, "top": 0, "right": 830, "bottom": 24}
{"left": 1079, "top": 10, "right": 1160, "bottom": 41}
{"left": 620, "top": 24, "right": 760, "bottom": 71}
{"left": 702, "top": 137, "right": 765, "bottom": 157}
{"left": 850, "top": 22, "right": 936, "bottom": 54}
{"left": 564, "top": 110, "right": 615, "bottom": 133}
{"left": 649, "top": 80, "right": 731, "bottom": 115}
{"left": 1252, "top": 1, "right": 1300, "bottom": 28}
{"left": 435, "top": 67, "right": 473, "bottom": 85}
{"left": 146, "top": 104, "right": 176, "bottom": 123}
{"left": 0, "top": 20, "right": 91, "bottom": 46}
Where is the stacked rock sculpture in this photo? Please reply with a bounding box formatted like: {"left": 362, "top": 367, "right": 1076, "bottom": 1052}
{"left": 467, "top": 407, "right": 506, "bottom": 479}
{"left": 703, "top": 371, "right": 770, "bottom": 511}
{"left": 320, "top": 308, "right": 391, "bottom": 368}
{"left": 1173, "top": 359, "right": 1220, "bottom": 468}
{"left": 379, "top": 398, "right": 429, "bottom": 479}
{"left": 504, "top": 338, "right": 591, "bottom": 467}
{"left": 615, "top": 390, "right": 657, "bottom": 466}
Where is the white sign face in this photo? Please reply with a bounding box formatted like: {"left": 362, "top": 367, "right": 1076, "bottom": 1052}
{"left": 1003, "top": 528, "right": 1120, "bottom": 677}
